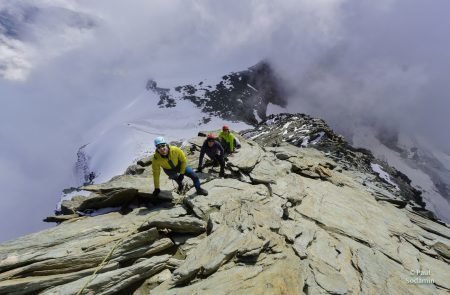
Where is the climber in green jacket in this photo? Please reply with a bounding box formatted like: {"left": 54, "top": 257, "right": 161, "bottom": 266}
{"left": 152, "top": 136, "right": 208, "bottom": 196}
{"left": 218, "top": 125, "right": 241, "bottom": 154}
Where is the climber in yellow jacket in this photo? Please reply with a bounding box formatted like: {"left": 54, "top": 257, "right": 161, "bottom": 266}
{"left": 218, "top": 125, "right": 241, "bottom": 154}
{"left": 152, "top": 136, "right": 208, "bottom": 196}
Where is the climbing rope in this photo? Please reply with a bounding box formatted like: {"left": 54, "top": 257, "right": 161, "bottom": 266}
{"left": 75, "top": 206, "right": 160, "bottom": 294}
{"left": 170, "top": 179, "right": 190, "bottom": 206}
{"left": 75, "top": 238, "right": 123, "bottom": 295}
{"left": 171, "top": 179, "right": 189, "bottom": 195}
{"left": 76, "top": 177, "right": 193, "bottom": 294}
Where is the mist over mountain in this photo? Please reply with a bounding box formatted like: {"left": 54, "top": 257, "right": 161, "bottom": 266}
{"left": 1, "top": 0, "right": 450, "bottom": 242}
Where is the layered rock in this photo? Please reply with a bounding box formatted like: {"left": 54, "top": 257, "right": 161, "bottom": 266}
{"left": 1, "top": 114, "right": 449, "bottom": 294}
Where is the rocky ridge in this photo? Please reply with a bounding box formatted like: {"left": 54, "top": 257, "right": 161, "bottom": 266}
{"left": 148, "top": 61, "right": 287, "bottom": 125}
{"left": 1, "top": 114, "right": 449, "bottom": 294}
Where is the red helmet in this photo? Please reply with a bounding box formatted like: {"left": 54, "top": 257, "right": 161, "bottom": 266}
{"left": 222, "top": 125, "right": 230, "bottom": 131}
{"left": 207, "top": 133, "right": 216, "bottom": 140}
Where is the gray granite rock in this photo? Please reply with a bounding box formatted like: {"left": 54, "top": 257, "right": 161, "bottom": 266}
{"left": 1, "top": 127, "right": 449, "bottom": 295}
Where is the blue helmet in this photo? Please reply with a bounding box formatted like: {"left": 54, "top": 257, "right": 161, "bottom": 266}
{"left": 154, "top": 136, "right": 166, "bottom": 147}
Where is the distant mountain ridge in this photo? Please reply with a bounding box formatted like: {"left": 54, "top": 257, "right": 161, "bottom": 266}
{"left": 73, "top": 61, "right": 450, "bottom": 223}
{"left": 148, "top": 61, "right": 287, "bottom": 125}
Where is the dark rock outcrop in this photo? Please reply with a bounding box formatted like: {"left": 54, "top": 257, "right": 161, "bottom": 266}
{"left": 149, "top": 62, "right": 287, "bottom": 125}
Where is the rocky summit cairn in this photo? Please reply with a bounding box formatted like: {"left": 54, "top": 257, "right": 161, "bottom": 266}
{"left": 1, "top": 114, "right": 450, "bottom": 294}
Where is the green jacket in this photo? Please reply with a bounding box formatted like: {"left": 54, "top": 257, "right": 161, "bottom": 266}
{"left": 152, "top": 146, "right": 187, "bottom": 189}
{"left": 219, "top": 131, "right": 235, "bottom": 152}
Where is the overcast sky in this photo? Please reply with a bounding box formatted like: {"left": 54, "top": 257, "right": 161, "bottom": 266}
{"left": 1, "top": 0, "right": 450, "bottom": 242}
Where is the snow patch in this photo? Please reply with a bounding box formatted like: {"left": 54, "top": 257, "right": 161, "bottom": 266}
{"left": 250, "top": 130, "right": 269, "bottom": 140}
{"left": 56, "top": 190, "right": 91, "bottom": 211}
{"left": 310, "top": 132, "right": 325, "bottom": 145}
{"left": 223, "top": 78, "right": 234, "bottom": 90}
{"left": 247, "top": 84, "right": 258, "bottom": 92}
{"left": 282, "top": 122, "right": 292, "bottom": 129}
{"left": 265, "top": 117, "right": 277, "bottom": 125}
{"left": 253, "top": 110, "right": 262, "bottom": 123}
{"left": 301, "top": 136, "right": 310, "bottom": 147}
{"left": 371, "top": 163, "right": 399, "bottom": 190}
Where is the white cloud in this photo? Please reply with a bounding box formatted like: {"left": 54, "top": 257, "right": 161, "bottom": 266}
{"left": 0, "top": 0, "right": 96, "bottom": 81}
{"left": 0, "top": 35, "right": 32, "bottom": 80}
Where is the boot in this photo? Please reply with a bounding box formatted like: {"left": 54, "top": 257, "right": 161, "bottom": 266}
{"left": 176, "top": 179, "right": 183, "bottom": 193}
{"left": 196, "top": 187, "right": 208, "bottom": 196}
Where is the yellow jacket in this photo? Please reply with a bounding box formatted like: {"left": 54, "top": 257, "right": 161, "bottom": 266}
{"left": 152, "top": 146, "right": 187, "bottom": 189}
{"left": 219, "top": 131, "right": 235, "bottom": 152}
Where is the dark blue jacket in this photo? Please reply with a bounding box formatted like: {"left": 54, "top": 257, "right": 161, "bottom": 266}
{"left": 198, "top": 140, "right": 224, "bottom": 167}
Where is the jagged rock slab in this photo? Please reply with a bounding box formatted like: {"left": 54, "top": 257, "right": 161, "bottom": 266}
{"left": 160, "top": 258, "right": 304, "bottom": 295}
{"left": 353, "top": 247, "right": 438, "bottom": 295}
{"left": 139, "top": 216, "right": 206, "bottom": 234}
{"left": 184, "top": 179, "right": 270, "bottom": 220}
{"left": 271, "top": 172, "right": 306, "bottom": 204}
{"left": 310, "top": 259, "right": 348, "bottom": 294}
{"left": 265, "top": 143, "right": 301, "bottom": 160}
{"left": 294, "top": 177, "right": 405, "bottom": 255}
{"left": 249, "top": 153, "right": 291, "bottom": 184}
{"left": 0, "top": 211, "right": 148, "bottom": 274}
{"left": 133, "top": 269, "right": 172, "bottom": 295}
{"left": 0, "top": 207, "right": 184, "bottom": 276}
{"left": 41, "top": 255, "right": 170, "bottom": 295}
{"left": 82, "top": 175, "right": 153, "bottom": 196}
{"left": 406, "top": 211, "right": 450, "bottom": 239}
{"left": 227, "top": 140, "right": 263, "bottom": 173}
{"left": 0, "top": 263, "right": 119, "bottom": 295}
{"left": 78, "top": 188, "right": 138, "bottom": 210}
{"left": 81, "top": 174, "right": 185, "bottom": 203}
{"left": 170, "top": 226, "right": 247, "bottom": 285}
{"left": 60, "top": 195, "right": 88, "bottom": 214}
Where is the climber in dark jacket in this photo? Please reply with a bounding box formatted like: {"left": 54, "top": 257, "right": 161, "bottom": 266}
{"left": 198, "top": 133, "right": 225, "bottom": 177}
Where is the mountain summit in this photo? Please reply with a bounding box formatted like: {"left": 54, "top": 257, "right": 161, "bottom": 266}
{"left": 1, "top": 115, "right": 449, "bottom": 294}
{"left": 72, "top": 62, "right": 450, "bottom": 225}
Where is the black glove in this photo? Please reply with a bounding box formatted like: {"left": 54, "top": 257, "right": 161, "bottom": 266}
{"left": 177, "top": 174, "right": 184, "bottom": 182}
{"left": 153, "top": 188, "right": 161, "bottom": 197}
{"left": 197, "top": 166, "right": 203, "bottom": 173}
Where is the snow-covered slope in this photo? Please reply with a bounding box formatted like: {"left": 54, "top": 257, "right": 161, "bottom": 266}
{"left": 72, "top": 62, "right": 284, "bottom": 188}
{"left": 352, "top": 126, "right": 450, "bottom": 223}
{"left": 74, "top": 89, "right": 250, "bottom": 187}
